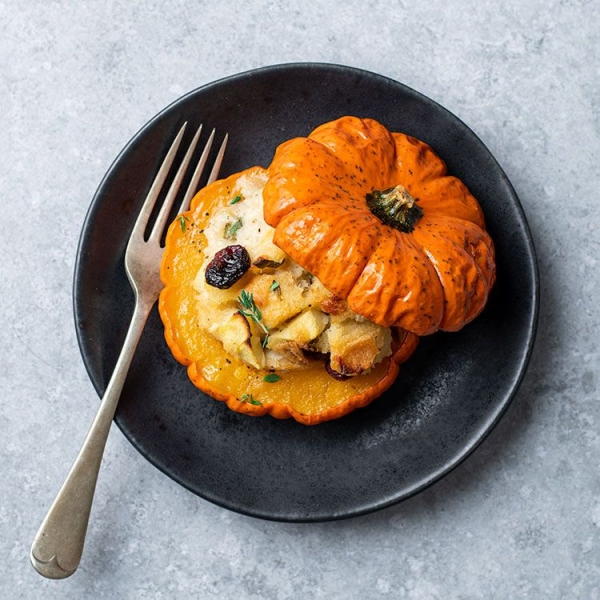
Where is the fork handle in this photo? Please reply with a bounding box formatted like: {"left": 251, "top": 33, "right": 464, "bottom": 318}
{"left": 30, "top": 299, "right": 154, "bottom": 579}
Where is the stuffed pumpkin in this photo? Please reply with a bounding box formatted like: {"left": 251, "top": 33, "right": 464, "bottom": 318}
{"left": 159, "top": 116, "right": 495, "bottom": 424}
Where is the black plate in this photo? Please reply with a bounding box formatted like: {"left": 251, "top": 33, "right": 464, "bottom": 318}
{"left": 74, "top": 63, "right": 538, "bottom": 522}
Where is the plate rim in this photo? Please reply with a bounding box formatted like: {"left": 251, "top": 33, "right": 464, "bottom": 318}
{"left": 73, "top": 62, "right": 540, "bottom": 522}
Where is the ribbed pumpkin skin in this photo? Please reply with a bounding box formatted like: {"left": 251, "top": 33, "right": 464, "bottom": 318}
{"left": 159, "top": 166, "right": 419, "bottom": 425}
{"left": 263, "top": 116, "right": 496, "bottom": 336}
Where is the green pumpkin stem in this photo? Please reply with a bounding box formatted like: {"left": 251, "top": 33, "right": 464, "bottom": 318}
{"left": 366, "top": 185, "right": 423, "bottom": 233}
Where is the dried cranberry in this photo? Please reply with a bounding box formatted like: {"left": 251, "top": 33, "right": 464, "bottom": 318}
{"left": 205, "top": 244, "right": 251, "bottom": 289}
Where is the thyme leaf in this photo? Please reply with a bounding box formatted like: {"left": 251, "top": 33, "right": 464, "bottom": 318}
{"left": 224, "top": 217, "right": 243, "bottom": 240}
{"left": 238, "top": 290, "right": 270, "bottom": 347}
{"left": 241, "top": 393, "right": 261, "bottom": 406}
{"left": 262, "top": 373, "right": 281, "bottom": 383}
{"left": 229, "top": 194, "right": 243, "bottom": 205}
{"left": 178, "top": 215, "right": 189, "bottom": 232}
{"left": 269, "top": 280, "right": 280, "bottom": 294}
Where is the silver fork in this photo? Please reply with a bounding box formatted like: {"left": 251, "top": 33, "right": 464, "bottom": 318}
{"left": 30, "top": 123, "right": 228, "bottom": 579}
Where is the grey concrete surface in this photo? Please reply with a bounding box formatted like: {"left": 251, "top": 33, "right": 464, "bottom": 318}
{"left": 1, "top": 0, "right": 598, "bottom": 598}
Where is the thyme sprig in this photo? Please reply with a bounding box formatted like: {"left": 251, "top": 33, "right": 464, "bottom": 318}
{"left": 238, "top": 290, "right": 270, "bottom": 347}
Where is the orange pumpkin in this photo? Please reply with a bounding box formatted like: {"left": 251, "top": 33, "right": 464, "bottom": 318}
{"left": 263, "top": 116, "right": 496, "bottom": 335}
{"left": 159, "top": 167, "right": 419, "bottom": 425}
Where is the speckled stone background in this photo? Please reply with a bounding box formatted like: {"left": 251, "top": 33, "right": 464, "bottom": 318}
{"left": 2, "top": 0, "right": 598, "bottom": 598}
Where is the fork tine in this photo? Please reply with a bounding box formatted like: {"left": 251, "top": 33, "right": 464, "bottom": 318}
{"left": 178, "top": 130, "right": 229, "bottom": 215}
{"left": 177, "top": 128, "right": 215, "bottom": 214}
{"left": 128, "top": 122, "right": 188, "bottom": 244}
{"left": 148, "top": 123, "right": 204, "bottom": 243}
{"left": 206, "top": 133, "right": 228, "bottom": 186}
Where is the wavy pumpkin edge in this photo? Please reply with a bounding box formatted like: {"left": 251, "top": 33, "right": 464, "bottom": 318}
{"left": 182, "top": 331, "right": 419, "bottom": 426}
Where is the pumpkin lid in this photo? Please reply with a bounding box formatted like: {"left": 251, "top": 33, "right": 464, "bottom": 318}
{"left": 262, "top": 116, "right": 496, "bottom": 336}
